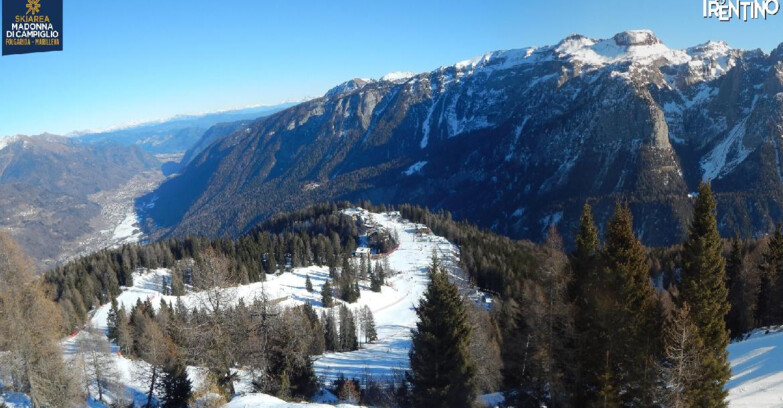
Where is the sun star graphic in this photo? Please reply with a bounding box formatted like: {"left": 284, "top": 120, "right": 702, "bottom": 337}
{"left": 25, "top": 0, "right": 41, "bottom": 15}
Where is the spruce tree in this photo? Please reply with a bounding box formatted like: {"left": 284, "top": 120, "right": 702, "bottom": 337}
{"left": 409, "top": 254, "right": 475, "bottom": 408}
{"left": 107, "top": 298, "right": 120, "bottom": 342}
{"left": 158, "top": 358, "right": 193, "bottom": 408}
{"left": 321, "top": 280, "right": 333, "bottom": 308}
{"left": 362, "top": 305, "right": 378, "bottom": 343}
{"left": 338, "top": 304, "right": 358, "bottom": 351}
{"left": 305, "top": 274, "right": 313, "bottom": 293}
{"left": 679, "top": 182, "right": 731, "bottom": 407}
{"left": 758, "top": 225, "right": 783, "bottom": 326}
{"left": 602, "top": 202, "right": 659, "bottom": 406}
{"left": 170, "top": 266, "right": 185, "bottom": 296}
{"left": 324, "top": 309, "right": 339, "bottom": 352}
{"left": 370, "top": 267, "right": 382, "bottom": 292}
{"left": 339, "top": 257, "right": 360, "bottom": 303}
{"left": 570, "top": 203, "right": 601, "bottom": 403}
{"left": 572, "top": 203, "right": 601, "bottom": 301}
{"left": 726, "top": 237, "right": 749, "bottom": 339}
{"left": 768, "top": 225, "right": 783, "bottom": 324}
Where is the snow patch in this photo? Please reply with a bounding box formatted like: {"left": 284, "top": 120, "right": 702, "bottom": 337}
{"left": 380, "top": 71, "right": 416, "bottom": 82}
{"left": 403, "top": 161, "right": 428, "bottom": 176}
{"left": 420, "top": 99, "right": 438, "bottom": 149}
{"left": 111, "top": 212, "right": 142, "bottom": 245}
{"left": 477, "top": 392, "right": 505, "bottom": 408}
{"left": 0, "top": 135, "right": 19, "bottom": 152}
{"left": 540, "top": 211, "right": 563, "bottom": 230}
{"left": 225, "top": 393, "right": 361, "bottom": 408}
{"left": 727, "top": 327, "right": 783, "bottom": 407}
{"left": 701, "top": 97, "right": 757, "bottom": 181}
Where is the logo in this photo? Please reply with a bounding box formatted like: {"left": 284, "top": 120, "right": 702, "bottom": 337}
{"left": 703, "top": 0, "right": 781, "bottom": 21}
{"left": 25, "top": 0, "right": 39, "bottom": 15}
{"left": 3, "top": 0, "right": 63, "bottom": 55}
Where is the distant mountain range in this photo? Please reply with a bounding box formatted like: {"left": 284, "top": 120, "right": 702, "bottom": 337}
{"left": 0, "top": 103, "right": 296, "bottom": 269}
{"left": 138, "top": 30, "right": 783, "bottom": 246}
{"left": 72, "top": 103, "right": 295, "bottom": 155}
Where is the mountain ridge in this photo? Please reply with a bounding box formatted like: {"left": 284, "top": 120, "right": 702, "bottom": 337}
{"left": 140, "top": 30, "right": 783, "bottom": 246}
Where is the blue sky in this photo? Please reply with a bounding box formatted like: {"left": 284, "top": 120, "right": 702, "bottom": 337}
{"left": 1, "top": 0, "right": 781, "bottom": 137}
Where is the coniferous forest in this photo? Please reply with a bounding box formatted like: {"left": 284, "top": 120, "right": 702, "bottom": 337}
{"left": 0, "top": 185, "right": 779, "bottom": 407}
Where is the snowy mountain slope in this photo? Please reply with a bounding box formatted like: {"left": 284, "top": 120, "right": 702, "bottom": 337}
{"left": 727, "top": 328, "right": 783, "bottom": 407}
{"left": 68, "top": 209, "right": 487, "bottom": 406}
{"left": 144, "top": 30, "right": 783, "bottom": 247}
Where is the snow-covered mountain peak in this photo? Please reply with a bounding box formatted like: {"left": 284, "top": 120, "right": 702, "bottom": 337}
{"left": 687, "top": 40, "right": 733, "bottom": 59}
{"left": 449, "top": 47, "right": 539, "bottom": 75}
{"left": 554, "top": 29, "right": 689, "bottom": 67}
{"left": 324, "top": 77, "right": 376, "bottom": 97}
{"left": 0, "top": 134, "right": 20, "bottom": 152}
{"left": 684, "top": 41, "right": 738, "bottom": 82}
{"left": 380, "top": 71, "right": 417, "bottom": 82}
{"left": 612, "top": 29, "right": 660, "bottom": 46}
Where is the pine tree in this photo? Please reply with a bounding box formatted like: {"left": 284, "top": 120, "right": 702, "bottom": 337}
{"left": 323, "top": 310, "right": 338, "bottom": 352}
{"left": 768, "top": 224, "right": 783, "bottom": 325}
{"left": 726, "top": 237, "right": 751, "bottom": 339}
{"left": 377, "top": 261, "right": 386, "bottom": 285}
{"left": 360, "top": 256, "right": 368, "bottom": 280}
{"left": 361, "top": 305, "right": 377, "bottom": 343}
{"left": 158, "top": 358, "right": 193, "bottom": 408}
{"left": 305, "top": 274, "right": 313, "bottom": 293}
{"left": 409, "top": 254, "right": 476, "bottom": 408}
{"left": 570, "top": 203, "right": 602, "bottom": 403}
{"left": 572, "top": 203, "right": 601, "bottom": 301}
{"left": 339, "top": 257, "right": 360, "bottom": 303}
{"left": 370, "top": 264, "right": 382, "bottom": 292}
{"left": 758, "top": 225, "right": 783, "bottom": 326}
{"left": 338, "top": 304, "right": 358, "bottom": 352}
{"left": 601, "top": 202, "right": 659, "bottom": 406}
{"left": 170, "top": 265, "right": 185, "bottom": 297}
{"left": 107, "top": 298, "right": 120, "bottom": 342}
{"left": 679, "top": 182, "right": 731, "bottom": 407}
{"left": 321, "top": 280, "right": 333, "bottom": 308}
{"left": 160, "top": 274, "right": 170, "bottom": 296}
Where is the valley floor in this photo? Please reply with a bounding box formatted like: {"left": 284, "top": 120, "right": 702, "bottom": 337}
{"left": 56, "top": 169, "right": 164, "bottom": 267}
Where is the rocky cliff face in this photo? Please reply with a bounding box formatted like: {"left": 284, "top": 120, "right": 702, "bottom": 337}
{"left": 142, "top": 30, "right": 783, "bottom": 246}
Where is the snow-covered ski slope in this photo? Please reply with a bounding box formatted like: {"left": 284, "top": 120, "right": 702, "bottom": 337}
{"left": 314, "top": 209, "right": 464, "bottom": 383}
{"left": 44, "top": 208, "right": 475, "bottom": 407}
{"left": 89, "top": 209, "right": 465, "bottom": 385}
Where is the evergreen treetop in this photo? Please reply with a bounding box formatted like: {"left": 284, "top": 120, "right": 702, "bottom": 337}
{"left": 409, "top": 254, "right": 476, "bottom": 407}
{"left": 679, "top": 182, "right": 731, "bottom": 407}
